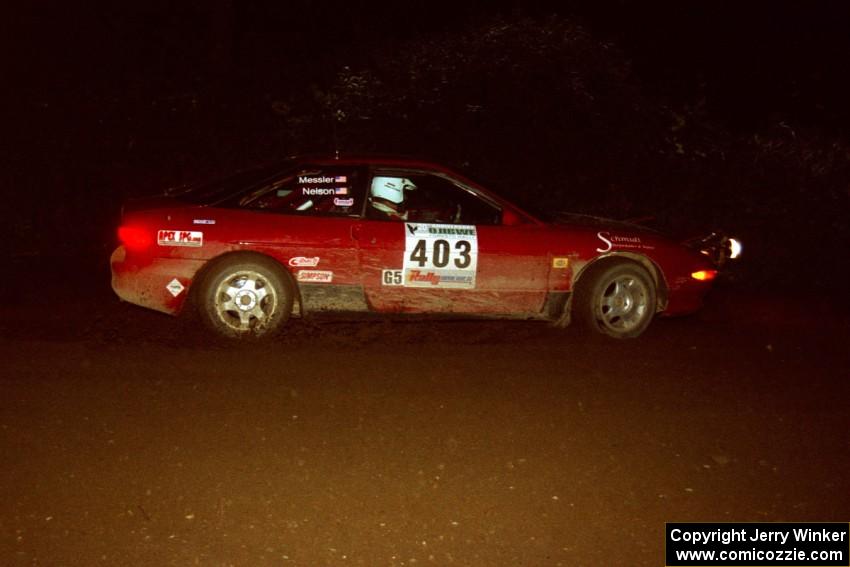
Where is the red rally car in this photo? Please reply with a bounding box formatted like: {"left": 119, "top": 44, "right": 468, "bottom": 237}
{"left": 111, "top": 155, "right": 740, "bottom": 339}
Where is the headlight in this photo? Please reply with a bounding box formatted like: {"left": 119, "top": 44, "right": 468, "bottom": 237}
{"left": 728, "top": 237, "right": 743, "bottom": 259}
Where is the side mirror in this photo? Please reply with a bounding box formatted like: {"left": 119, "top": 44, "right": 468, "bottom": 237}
{"left": 502, "top": 209, "right": 521, "bottom": 226}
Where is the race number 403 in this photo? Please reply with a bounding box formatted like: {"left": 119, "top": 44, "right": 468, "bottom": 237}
{"left": 402, "top": 223, "right": 478, "bottom": 289}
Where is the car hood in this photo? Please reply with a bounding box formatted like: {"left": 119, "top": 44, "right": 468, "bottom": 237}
{"left": 550, "top": 212, "right": 660, "bottom": 235}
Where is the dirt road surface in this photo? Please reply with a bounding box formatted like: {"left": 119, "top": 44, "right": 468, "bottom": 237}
{"left": 1, "top": 262, "right": 848, "bottom": 566}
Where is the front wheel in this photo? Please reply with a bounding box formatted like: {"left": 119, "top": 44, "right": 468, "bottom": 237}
{"left": 574, "top": 261, "right": 657, "bottom": 339}
{"left": 197, "top": 254, "right": 293, "bottom": 339}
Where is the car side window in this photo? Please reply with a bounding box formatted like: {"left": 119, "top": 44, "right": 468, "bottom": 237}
{"left": 366, "top": 172, "right": 501, "bottom": 225}
{"left": 238, "top": 167, "right": 365, "bottom": 216}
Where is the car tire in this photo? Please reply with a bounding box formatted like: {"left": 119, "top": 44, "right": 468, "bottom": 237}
{"left": 197, "top": 254, "right": 293, "bottom": 339}
{"left": 574, "top": 260, "right": 657, "bottom": 339}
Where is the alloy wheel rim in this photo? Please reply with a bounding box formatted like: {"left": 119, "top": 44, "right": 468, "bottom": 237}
{"left": 597, "top": 275, "right": 649, "bottom": 332}
{"left": 213, "top": 270, "right": 278, "bottom": 332}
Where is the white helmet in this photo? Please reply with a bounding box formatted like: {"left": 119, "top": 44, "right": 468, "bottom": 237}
{"left": 370, "top": 176, "right": 417, "bottom": 216}
{"left": 371, "top": 176, "right": 416, "bottom": 203}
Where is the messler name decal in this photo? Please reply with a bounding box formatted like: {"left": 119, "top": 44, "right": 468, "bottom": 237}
{"left": 402, "top": 223, "right": 478, "bottom": 289}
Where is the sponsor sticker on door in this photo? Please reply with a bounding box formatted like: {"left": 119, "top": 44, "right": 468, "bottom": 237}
{"left": 289, "top": 256, "right": 320, "bottom": 267}
{"left": 402, "top": 223, "right": 478, "bottom": 289}
{"left": 381, "top": 269, "right": 404, "bottom": 286}
{"left": 296, "top": 270, "right": 333, "bottom": 283}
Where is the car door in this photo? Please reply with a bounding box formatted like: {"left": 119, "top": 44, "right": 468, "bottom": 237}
{"left": 231, "top": 163, "right": 368, "bottom": 303}
{"left": 354, "top": 169, "right": 551, "bottom": 315}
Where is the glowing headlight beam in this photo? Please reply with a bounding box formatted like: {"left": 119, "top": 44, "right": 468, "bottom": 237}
{"left": 728, "top": 237, "right": 743, "bottom": 259}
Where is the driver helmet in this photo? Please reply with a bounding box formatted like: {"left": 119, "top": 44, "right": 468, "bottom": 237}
{"left": 370, "top": 176, "right": 417, "bottom": 216}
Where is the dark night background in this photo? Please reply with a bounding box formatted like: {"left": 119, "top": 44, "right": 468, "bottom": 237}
{"left": 3, "top": 4, "right": 850, "bottom": 565}
{"left": 4, "top": 1, "right": 850, "bottom": 278}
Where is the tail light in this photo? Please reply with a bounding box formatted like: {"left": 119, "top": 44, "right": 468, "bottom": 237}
{"left": 690, "top": 269, "right": 717, "bottom": 282}
{"left": 118, "top": 226, "right": 153, "bottom": 251}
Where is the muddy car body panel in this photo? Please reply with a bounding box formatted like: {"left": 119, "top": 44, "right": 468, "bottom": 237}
{"left": 111, "top": 155, "right": 726, "bottom": 338}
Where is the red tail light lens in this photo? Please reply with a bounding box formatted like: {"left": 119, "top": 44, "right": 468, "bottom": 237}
{"left": 691, "top": 269, "right": 717, "bottom": 282}
{"left": 118, "top": 226, "right": 152, "bottom": 251}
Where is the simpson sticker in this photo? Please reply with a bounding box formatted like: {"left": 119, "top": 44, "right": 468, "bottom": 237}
{"left": 296, "top": 270, "right": 333, "bottom": 283}
{"left": 166, "top": 278, "right": 185, "bottom": 297}
{"left": 157, "top": 230, "right": 203, "bottom": 247}
{"left": 403, "top": 223, "right": 478, "bottom": 289}
{"left": 552, "top": 257, "right": 569, "bottom": 269}
{"left": 333, "top": 197, "right": 354, "bottom": 207}
{"left": 289, "top": 256, "right": 320, "bottom": 267}
{"left": 381, "top": 269, "right": 403, "bottom": 286}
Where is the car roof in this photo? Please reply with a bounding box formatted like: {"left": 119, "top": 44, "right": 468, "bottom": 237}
{"left": 289, "top": 152, "right": 455, "bottom": 172}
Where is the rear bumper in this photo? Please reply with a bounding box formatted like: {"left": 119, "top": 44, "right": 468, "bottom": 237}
{"left": 110, "top": 246, "right": 205, "bottom": 315}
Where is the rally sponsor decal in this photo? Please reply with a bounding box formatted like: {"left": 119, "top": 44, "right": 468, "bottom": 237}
{"left": 166, "top": 278, "right": 185, "bottom": 297}
{"left": 595, "top": 231, "right": 655, "bottom": 253}
{"left": 157, "top": 229, "right": 203, "bottom": 247}
{"left": 333, "top": 197, "right": 354, "bottom": 207}
{"left": 406, "top": 270, "right": 474, "bottom": 286}
{"left": 296, "top": 270, "right": 333, "bottom": 283}
{"left": 552, "top": 257, "right": 569, "bottom": 269}
{"left": 403, "top": 223, "right": 478, "bottom": 289}
{"left": 288, "top": 256, "right": 320, "bottom": 267}
{"left": 192, "top": 219, "right": 216, "bottom": 225}
{"left": 381, "top": 269, "right": 404, "bottom": 286}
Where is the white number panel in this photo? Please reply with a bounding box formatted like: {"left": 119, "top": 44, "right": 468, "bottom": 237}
{"left": 402, "top": 223, "right": 478, "bottom": 289}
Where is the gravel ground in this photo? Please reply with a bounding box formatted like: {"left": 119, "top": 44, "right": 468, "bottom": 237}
{"left": 1, "top": 264, "right": 848, "bottom": 566}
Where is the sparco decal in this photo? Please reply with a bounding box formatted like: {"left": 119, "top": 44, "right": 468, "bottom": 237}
{"left": 288, "top": 256, "right": 320, "bottom": 267}
{"left": 157, "top": 230, "right": 203, "bottom": 247}
{"left": 296, "top": 270, "right": 333, "bottom": 283}
{"left": 403, "top": 223, "right": 478, "bottom": 289}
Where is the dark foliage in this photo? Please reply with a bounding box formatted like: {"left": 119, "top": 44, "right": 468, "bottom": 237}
{"left": 5, "top": 12, "right": 848, "bottom": 288}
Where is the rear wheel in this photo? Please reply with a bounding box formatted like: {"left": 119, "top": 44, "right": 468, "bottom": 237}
{"left": 574, "top": 260, "right": 657, "bottom": 339}
{"left": 197, "top": 255, "right": 293, "bottom": 339}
